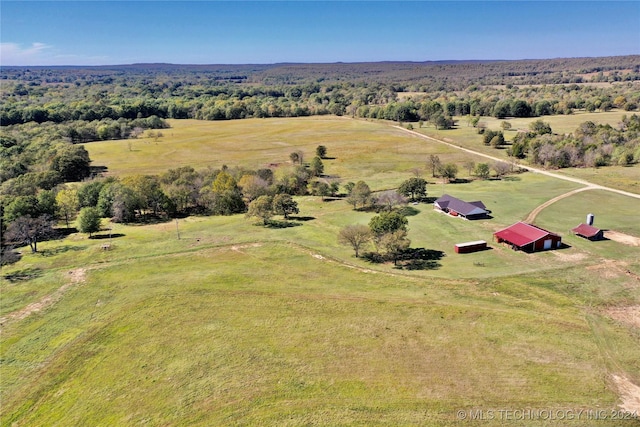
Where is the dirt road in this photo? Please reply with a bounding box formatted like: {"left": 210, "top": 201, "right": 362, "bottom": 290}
{"left": 394, "top": 126, "right": 640, "bottom": 201}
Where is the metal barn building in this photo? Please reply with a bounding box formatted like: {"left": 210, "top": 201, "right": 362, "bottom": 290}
{"left": 494, "top": 222, "right": 562, "bottom": 252}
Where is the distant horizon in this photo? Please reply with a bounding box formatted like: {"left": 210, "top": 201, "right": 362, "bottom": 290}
{"left": 3, "top": 53, "right": 639, "bottom": 68}
{"left": 2, "top": 1, "right": 638, "bottom": 66}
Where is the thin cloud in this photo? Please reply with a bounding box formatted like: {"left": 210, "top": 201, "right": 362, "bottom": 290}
{"left": 0, "top": 42, "right": 109, "bottom": 66}
{"left": 1, "top": 42, "right": 53, "bottom": 65}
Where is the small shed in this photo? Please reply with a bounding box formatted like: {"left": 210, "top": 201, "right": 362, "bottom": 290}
{"left": 434, "top": 194, "right": 489, "bottom": 220}
{"left": 494, "top": 222, "right": 562, "bottom": 252}
{"left": 571, "top": 223, "right": 604, "bottom": 241}
{"left": 455, "top": 240, "right": 487, "bottom": 254}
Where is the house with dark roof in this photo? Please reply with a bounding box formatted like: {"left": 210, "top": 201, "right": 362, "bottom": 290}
{"left": 494, "top": 222, "right": 562, "bottom": 252}
{"left": 571, "top": 223, "right": 604, "bottom": 241}
{"left": 434, "top": 194, "right": 489, "bottom": 220}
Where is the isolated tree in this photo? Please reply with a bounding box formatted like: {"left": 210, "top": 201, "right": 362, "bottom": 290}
{"left": 439, "top": 163, "right": 458, "bottom": 182}
{"left": 338, "top": 224, "right": 372, "bottom": 258}
{"left": 474, "top": 163, "right": 491, "bottom": 180}
{"left": 5, "top": 215, "right": 54, "bottom": 253}
{"left": 316, "top": 145, "right": 327, "bottom": 158}
{"left": 376, "top": 190, "right": 407, "bottom": 211}
{"left": 272, "top": 193, "right": 299, "bottom": 219}
{"left": 56, "top": 188, "right": 79, "bottom": 228}
{"left": 529, "top": 119, "right": 552, "bottom": 135}
{"left": 289, "top": 150, "right": 304, "bottom": 165}
{"left": 493, "top": 161, "right": 511, "bottom": 178}
{"left": 398, "top": 177, "right": 427, "bottom": 201}
{"left": 369, "top": 211, "right": 408, "bottom": 237}
{"left": 77, "top": 207, "right": 102, "bottom": 237}
{"left": 329, "top": 181, "right": 340, "bottom": 197}
{"left": 246, "top": 195, "right": 274, "bottom": 225}
{"left": 310, "top": 156, "right": 324, "bottom": 177}
{"left": 343, "top": 182, "right": 356, "bottom": 195}
{"left": 311, "top": 181, "right": 331, "bottom": 200}
{"left": 380, "top": 229, "right": 411, "bottom": 265}
{"left": 501, "top": 121, "right": 512, "bottom": 131}
{"left": 427, "top": 154, "right": 441, "bottom": 177}
{"left": 463, "top": 161, "right": 476, "bottom": 176}
{"left": 490, "top": 133, "right": 505, "bottom": 148}
{"left": 346, "top": 180, "right": 372, "bottom": 209}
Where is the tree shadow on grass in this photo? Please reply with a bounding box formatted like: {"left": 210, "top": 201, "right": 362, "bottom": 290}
{"left": 397, "top": 206, "right": 420, "bottom": 217}
{"left": 361, "top": 248, "right": 446, "bottom": 270}
{"left": 40, "top": 246, "right": 87, "bottom": 257}
{"left": 397, "top": 248, "right": 446, "bottom": 270}
{"left": 3, "top": 267, "right": 43, "bottom": 283}
{"left": 56, "top": 227, "right": 78, "bottom": 237}
{"left": 90, "top": 165, "right": 108, "bottom": 176}
{"left": 88, "top": 233, "right": 126, "bottom": 240}
{"left": 289, "top": 216, "right": 315, "bottom": 222}
{"left": 424, "top": 196, "right": 438, "bottom": 204}
{"left": 256, "top": 220, "right": 302, "bottom": 229}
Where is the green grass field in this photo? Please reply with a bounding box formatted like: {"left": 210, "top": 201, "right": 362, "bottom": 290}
{"left": 3, "top": 117, "right": 640, "bottom": 426}
{"left": 86, "top": 117, "right": 485, "bottom": 187}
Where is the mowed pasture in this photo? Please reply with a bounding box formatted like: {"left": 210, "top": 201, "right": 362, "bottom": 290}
{"left": 86, "top": 117, "right": 482, "bottom": 188}
{"left": 3, "top": 117, "right": 640, "bottom": 426}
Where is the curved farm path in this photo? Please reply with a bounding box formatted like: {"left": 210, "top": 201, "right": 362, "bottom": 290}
{"left": 523, "top": 186, "right": 595, "bottom": 224}
{"left": 393, "top": 125, "right": 640, "bottom": 200}
{"left": 0, "top": 268, "right": 86, "bottom": 327}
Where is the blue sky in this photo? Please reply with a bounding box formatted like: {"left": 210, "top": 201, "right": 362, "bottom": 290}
{"left": 1, "top": 1, "right": 639, "bottom": 65}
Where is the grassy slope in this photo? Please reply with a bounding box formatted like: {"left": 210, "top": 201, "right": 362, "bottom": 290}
{"left": 3, "top": 117, "right": 640, "bottom": 426}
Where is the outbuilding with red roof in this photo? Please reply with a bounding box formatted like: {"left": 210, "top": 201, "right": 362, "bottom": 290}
{"left": 571, "top": 223, "right": 604, "bottom": 241}
{"left": 494, "top": 222, "right": 562, "bottom": 252}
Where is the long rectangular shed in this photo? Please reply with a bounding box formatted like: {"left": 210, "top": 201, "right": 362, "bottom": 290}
{"left": 454, "top": 240, "right": 488, "bottom": 253}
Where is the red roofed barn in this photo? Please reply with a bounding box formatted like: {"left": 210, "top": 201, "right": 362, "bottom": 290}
{"left": 494, "top": 222, "right": 562, "bottom": 252}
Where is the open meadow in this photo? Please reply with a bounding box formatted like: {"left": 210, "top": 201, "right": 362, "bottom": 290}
{"left": 3, "top": 117, "right": 640, "bottom": 426}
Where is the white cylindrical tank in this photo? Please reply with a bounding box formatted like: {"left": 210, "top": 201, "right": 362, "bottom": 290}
{"left": 587, "top": 213, "right": 594, "bottom": 226}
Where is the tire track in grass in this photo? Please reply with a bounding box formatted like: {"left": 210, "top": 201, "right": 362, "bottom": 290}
{"left": 523, "top": 186, "right": 595, "bottom": 224}
{"left": 0, "top": 268, "right": 87, "bottom": 327}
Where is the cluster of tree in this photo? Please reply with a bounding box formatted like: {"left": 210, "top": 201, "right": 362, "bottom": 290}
{"left": 480, "top": 129, "right": 506, "bottom": 148}
{"left": 1, "top": 116, "right": 169, "bottom": 187}
{"left": 342, "top": 177, "right": 428, "bottom": 212}
{"left": 1, "top": 145, "right": 337, "bottom": 257}
{"left": 339, "top": 211, "right": 410, "bottom": 264}
{"left": 507, "top": 115, "right": 640, "bottom": 168}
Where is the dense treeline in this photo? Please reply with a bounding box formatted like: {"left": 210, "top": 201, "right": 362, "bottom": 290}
{"left": 505, "top": 115, "right": 640, "bottom": 168}
{"left": 2, "top": 56, "right": 639, "bottom": 126}
{"left": 0, "top": 117, "right": 169, "bottom": 184}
